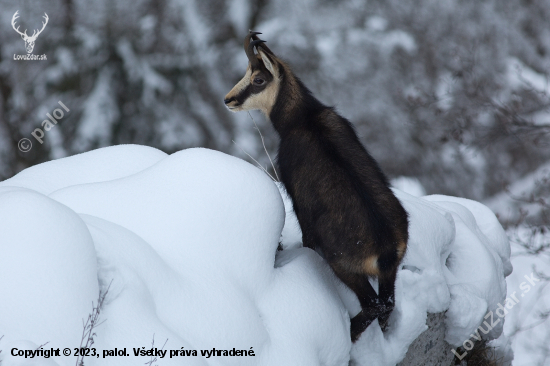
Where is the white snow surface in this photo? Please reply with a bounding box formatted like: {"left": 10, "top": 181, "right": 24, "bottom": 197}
{"left": 0, "top": 145, "right": 511, "bottom": 366}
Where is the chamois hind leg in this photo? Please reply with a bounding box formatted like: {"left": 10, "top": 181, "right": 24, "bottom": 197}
{"left": 331, "top": 266, "right": 380, "bottom": 342}
{"left": 377, "top": 267, "right": 398, "bottom": 331}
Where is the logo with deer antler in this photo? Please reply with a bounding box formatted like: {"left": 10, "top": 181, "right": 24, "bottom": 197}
{"left": 11, "top": 10, "right": 49, "bottom": 54}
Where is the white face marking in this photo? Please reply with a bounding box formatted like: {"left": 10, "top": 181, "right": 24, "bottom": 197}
{"left": 242, "top": 77, "right": 280, "bottom": 116}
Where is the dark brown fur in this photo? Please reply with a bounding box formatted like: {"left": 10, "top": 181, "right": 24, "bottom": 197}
{"left": 225, "top": 33, "right": 409, "bottom": 342}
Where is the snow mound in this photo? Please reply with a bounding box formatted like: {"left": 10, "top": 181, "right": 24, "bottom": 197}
{"left": 0, "top": 145, "right": 511, "bottom": 366}
{"left": 0, "top": 144, "right": 166, "bottom": 195}
{"left": 0, "top": 188, "right": 98, "bottom": 362}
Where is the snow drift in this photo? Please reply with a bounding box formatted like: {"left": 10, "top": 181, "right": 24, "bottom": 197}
{"left": 0, "top": 145, "right": 511, "bottom": 366}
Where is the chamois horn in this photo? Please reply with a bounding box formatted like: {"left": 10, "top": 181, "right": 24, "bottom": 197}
{"left": 244, "top": 31, "right": 264, "bottom": 69}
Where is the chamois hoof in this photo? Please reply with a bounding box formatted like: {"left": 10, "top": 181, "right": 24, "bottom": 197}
{"left": 350, "top": 309, "right": 378, "bottom": 342}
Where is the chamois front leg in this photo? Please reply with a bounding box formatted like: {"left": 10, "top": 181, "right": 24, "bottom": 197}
{"left": 331, "top": 265, "right": 380, "bottom": 342}
{"left": 377, "top": 268, "right": 398, "bottom": 331}
{"left": 376, "top": 241, "right": 406, "bottom": 330}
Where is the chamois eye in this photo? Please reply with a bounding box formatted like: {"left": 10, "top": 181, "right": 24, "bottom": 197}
{"left": 253, "top": 78, "right": 265, "bottom": 86}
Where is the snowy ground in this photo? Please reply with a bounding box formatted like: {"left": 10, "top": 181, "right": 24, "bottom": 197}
{"left": 0, "top": 145, "right": 512, "bottom": 366}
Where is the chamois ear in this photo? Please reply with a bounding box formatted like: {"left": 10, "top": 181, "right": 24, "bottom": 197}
{"left": 258, "top": 48, "right": 277, "bottom": 76}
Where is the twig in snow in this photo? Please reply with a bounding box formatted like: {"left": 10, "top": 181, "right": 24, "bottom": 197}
{"left": 144, "top": 334, "right": 168, "bottom": 366}
{"left": 36, "top": 342, "right": 50, "bottom": 350}
{"left": 232, "top": 140, "right": 277, "bottom": 182}
{"left": 75, "top": 280, "right": 112, "bottom": 366}
{"left": 247, "top": 111, "right": 280, "bottom": 181}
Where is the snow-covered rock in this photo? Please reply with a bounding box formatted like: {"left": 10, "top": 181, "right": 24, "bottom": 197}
{"left": 0, "top": 145, "right": 511, "bottom": 366}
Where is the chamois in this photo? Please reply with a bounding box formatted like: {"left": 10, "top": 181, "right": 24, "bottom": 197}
{"left": 224, "top": 31, "right": 409, "bottom": 342}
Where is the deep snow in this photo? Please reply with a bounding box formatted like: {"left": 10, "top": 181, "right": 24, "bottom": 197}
{"left": 0, "top": 145, "right": 512, "bottom": 366}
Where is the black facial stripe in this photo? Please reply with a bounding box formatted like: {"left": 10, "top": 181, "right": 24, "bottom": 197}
{"left": 235, "top": 84, "right": 253, "bottom": 105}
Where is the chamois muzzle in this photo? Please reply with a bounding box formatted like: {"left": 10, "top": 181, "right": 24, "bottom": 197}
{"left": 224, "top": 97, "right": 236, "bottom": 105}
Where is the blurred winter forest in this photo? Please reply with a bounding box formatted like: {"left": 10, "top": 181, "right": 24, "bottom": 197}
{"left": 0, "top": 0, "right": 549, "bottom": 362}
{"left": 1, "top": 0, "right": 549, "bottom": 219}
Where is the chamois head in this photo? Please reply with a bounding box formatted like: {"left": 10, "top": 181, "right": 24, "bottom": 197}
{"left": 224, "top": 31, "right": 282, "bottom": 116}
